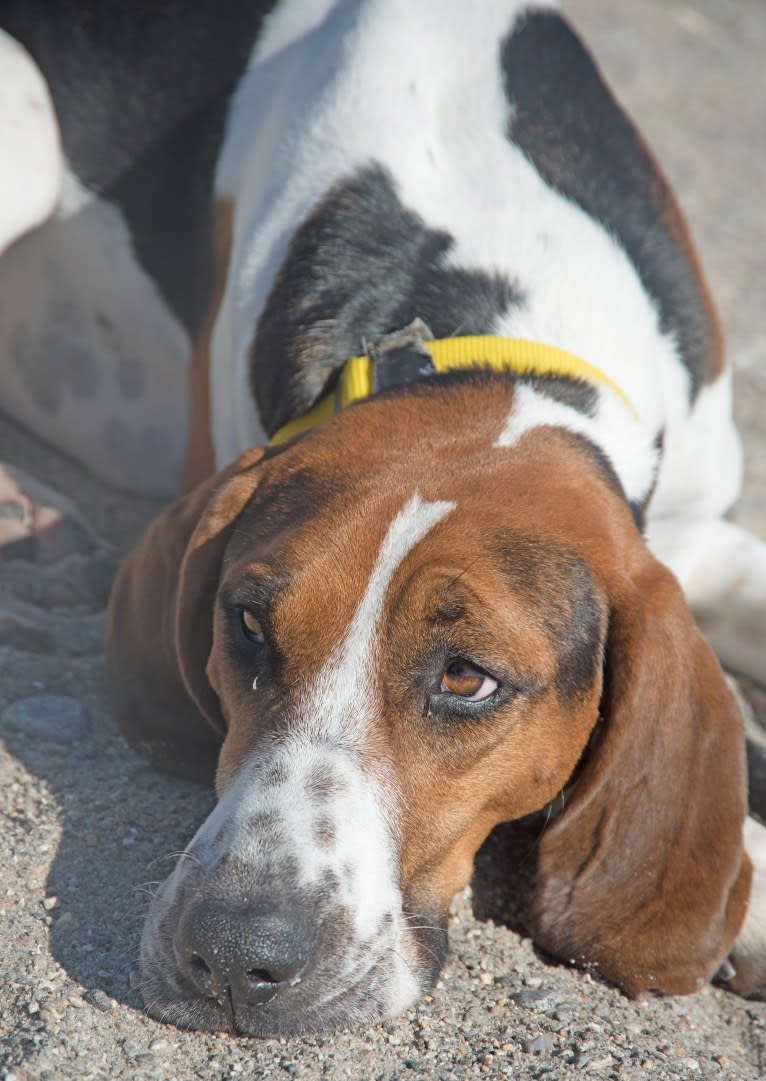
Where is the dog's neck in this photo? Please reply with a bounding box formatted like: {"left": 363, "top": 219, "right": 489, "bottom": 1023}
{"left": 270, "top": 320, "right": 636, "bottom": 447}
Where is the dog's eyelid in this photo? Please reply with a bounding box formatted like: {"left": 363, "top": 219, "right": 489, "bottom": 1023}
{"left": 221, "top": 572, "right": 283, "bottom": 614}
{"left": 220, "top": 592, "right": 268, "bottom": 644}
{"left": 238, "top": 607, "right": 266, "bottom": 644}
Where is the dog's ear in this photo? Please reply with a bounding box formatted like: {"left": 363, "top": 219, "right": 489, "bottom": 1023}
{"left": 531, "top": 547, "right": 751, "bottom": 996}
{"left": 105, "top": 448, "right": 264, "bottom": 780}
{"left": 174, "top": 449, "right": 267, "bottom": 730}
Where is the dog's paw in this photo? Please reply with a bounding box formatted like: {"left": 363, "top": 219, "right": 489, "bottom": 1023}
{"left": 0, "top": 463, "right": 116, "bottom": 620}
{"left": 728, "top": 677, "right": 766, "bottom": 824}
{"left": 0, "top": 463, "right": 98, "bottom": 562}
{"left": 721, "top": 816, "right": 766, "bottom": 1000}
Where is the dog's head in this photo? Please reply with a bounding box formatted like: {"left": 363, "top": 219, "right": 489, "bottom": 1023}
{"left": 107, "top": 381, "right": 749, "bottom": 1035}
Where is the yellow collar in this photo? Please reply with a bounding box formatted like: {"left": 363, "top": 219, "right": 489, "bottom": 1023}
{"left": 270, "top": 335, "right": 635, "bottom": 445}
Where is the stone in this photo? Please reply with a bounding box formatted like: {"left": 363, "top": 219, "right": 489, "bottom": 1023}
{"left": 1, "top": 695, "right": 89, "bottom": 745}
{"left": 525, "top": 1033, "right": 555, "bottom": 1054}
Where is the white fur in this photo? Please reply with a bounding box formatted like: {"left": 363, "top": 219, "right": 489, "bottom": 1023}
{"left": 728, "top": 817, "right": 766, "bottom": 997}
{"left": 647, "top": 516, "right": 766, "bottom": 682}
{"left": 0, "top": 30, "right": 61, "bottom": 256}
{"left": 649, "top": 370, "right": 743, "bottom": 522}
{"left": 167, "top": 494, "right": 453, "bottom": 1010}
{"left": 300, "top": 493, "right": 455, "bottom": 744}
{"left": 645, "top": 372, "right": 766, "bottom": 682}
{"left": 213, "top": 0, "right": 676, "bottom": 476}
{"left": 211, "top": 0, "right": 763, "bottom": 688}
{"left": 495, "top": 382, "right": 658, "bottom": 508}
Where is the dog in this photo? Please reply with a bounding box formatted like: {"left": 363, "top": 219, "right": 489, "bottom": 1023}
{"left": 2, "top": 0, "right": 765, "bottom": 1038}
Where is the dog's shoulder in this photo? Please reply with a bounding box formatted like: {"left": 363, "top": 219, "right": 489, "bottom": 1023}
{"left": 500, "top": 8, "right": 723, "bottom": 397}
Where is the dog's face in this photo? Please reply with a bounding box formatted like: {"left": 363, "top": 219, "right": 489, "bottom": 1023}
{"left": 124, "top": 385, "right": 748, "bottom": 1035}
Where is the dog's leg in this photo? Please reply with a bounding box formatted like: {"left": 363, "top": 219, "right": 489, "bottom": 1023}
{"left": 0, "top": 35, "right": 189, "bottom": 499}
{"left": 723, "top": 816, "right": 766, "bottom": 998}
{"left": 0, "top": 38, "right": 113, "bottom": 649}
{"left": 0, "top": 464, "right": 117, "bottom": 655}
{"left": 647, "top": 516, "right": 766, "bottom": 684}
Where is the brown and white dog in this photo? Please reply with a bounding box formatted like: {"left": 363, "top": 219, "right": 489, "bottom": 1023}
{"left": 2, "top": 0, "right": 766, "bottom": 1038}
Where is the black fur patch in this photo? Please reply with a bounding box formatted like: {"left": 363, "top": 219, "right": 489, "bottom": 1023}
{"left": 251, "top": 164, "right": 524, "bottom": 435}
{"left": 3, "top": 0, "right": 277, "bottom": 335}
{"left": 500, "top": 11, "right": 718, "bottom": 400}
{"left": 564, "top": 430, "right": 647, "bottom": 533}
{"left": 521, "top": 374, "right": 597, "bottom": 417}
{"left": 226, "top": 460, "right": 350, "bottom": 560}
{"left": 495, "top": 535, "right": 606, "bottom": 701}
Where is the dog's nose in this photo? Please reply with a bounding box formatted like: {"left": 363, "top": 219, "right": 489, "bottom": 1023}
{"left": 175, "top": 900, "right": 309, "bottom": 1006}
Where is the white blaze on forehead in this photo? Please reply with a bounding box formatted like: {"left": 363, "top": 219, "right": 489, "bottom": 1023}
{"left": 184, "top": 492, "right": 455, "bottom": 960}
{"left": 308, "top": 491, "right": 455, "bottom": 738}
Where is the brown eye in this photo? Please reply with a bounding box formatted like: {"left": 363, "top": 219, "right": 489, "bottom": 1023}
{"left": 240, "top": 609, "right": 265, "bottom": 643}
{"left": 440, "top": 660, "right": 498, "bottom": 702}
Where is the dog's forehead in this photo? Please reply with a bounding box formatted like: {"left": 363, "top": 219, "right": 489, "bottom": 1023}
{"left": 219, "top": 405, "right": 623, "bottom": 678}
{"left": 228, "top": 430, "right": 613, "bottom": 577}
{"left": 223, "top": 468, "right": 607, "bottom": 698}
{"left": 224, "top": 486, "right": 458, "bottom": 641}
{"left": 227, "top": 376, "right": 633, "bottom": 555}
{"left": 229, "top": 458, "right": 347, "bottom": 553}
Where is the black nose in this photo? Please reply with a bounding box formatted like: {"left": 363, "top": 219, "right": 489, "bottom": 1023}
{"left": 175, "top": 899, "right": 309, "bottom": 1007}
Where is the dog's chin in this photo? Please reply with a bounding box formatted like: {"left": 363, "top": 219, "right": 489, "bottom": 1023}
{"left": 140, "top": 981, "right": 386, "bottom": 1037}
{"left": 139, "top": 952, "right": 442, "bottom": 1038}
{"left": 138, "top": 915, "right": 449, "bottom": 1037}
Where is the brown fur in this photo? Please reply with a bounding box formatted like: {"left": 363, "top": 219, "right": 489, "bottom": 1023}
{"left": 106, "top": 381, "right": 749, "bottom": 996}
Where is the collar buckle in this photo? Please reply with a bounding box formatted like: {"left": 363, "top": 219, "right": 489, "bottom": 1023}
{"left": 369, "top": 318, "right": 436, "bottom": 393}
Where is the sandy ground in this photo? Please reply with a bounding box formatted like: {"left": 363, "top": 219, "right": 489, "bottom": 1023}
{"left": 1, "top": 1, "right": 765, "bottom": 1078}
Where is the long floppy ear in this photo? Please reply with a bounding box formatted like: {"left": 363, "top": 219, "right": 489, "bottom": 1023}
{"left": 531, "top": 548, "right": 751, "bottom": 996}
{"left": 105, "top": 448, "right": 264, "bottom": 780}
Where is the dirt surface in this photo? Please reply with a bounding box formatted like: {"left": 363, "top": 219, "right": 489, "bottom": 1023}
{"left": 1, "top": 1, "right": 765, "bottom": 1079}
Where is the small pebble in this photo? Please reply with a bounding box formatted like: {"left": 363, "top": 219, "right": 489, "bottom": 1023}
{"left": 511, "top": 987, "right": 560, "bottom": 1012}
{"left": 83, "top": 988, "right": 114, "bottom": 1012}
{"left": 525, "top": 1033, "right": 555, "bottom": 1054}
{"left": 582, "top": 1053, "right": 614, "bottom": 1071}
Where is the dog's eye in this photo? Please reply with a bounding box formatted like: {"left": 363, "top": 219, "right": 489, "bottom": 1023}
{"left": 239, "top": 609, "right": 265, "bottom": 645}
{"left": 439, "top": 660, "right": 498, "bottom": 702}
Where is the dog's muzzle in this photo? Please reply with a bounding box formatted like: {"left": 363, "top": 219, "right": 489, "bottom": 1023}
{"left": 137, "top": 740, "right": 448, "bottom": 1035}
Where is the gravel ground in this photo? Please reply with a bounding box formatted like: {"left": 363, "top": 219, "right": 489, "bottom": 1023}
{"left": 1, "top": 1, "right": 765, "bottom": 1079}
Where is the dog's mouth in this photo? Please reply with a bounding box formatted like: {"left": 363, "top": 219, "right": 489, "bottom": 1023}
{"left": 138, "top": 885, "right": 448, "bottom": 1036}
